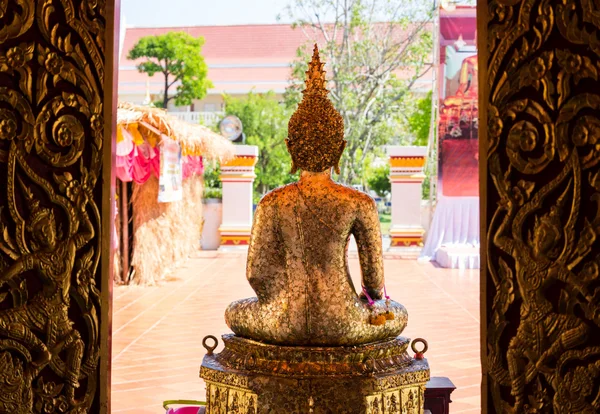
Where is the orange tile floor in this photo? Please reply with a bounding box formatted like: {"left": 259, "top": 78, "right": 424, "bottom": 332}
{"left": 111, "top": 252, "right": 481, "bottom": 413}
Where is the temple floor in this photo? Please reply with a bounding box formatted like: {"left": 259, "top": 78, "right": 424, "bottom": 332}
{"left": 111, "top": 251, "right": 480, "bottom": 414}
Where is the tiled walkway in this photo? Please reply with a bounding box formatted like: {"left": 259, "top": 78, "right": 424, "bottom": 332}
{"left": 111, "top": 252, "right": 481, "bottom": 413}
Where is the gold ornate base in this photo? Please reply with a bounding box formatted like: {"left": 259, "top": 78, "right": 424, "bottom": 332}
{"left": 199, "top": 334, "right": 430, "bottom": 413}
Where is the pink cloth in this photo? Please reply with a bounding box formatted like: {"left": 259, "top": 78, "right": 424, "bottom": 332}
{"left": 116, "top": 147, "right": 134, "bottom": 182}
{"left": 112, "top": 198, "right": 119, "bottom": 251}
{"left": 116, "top": 127, "right": 134, "bottom": 156}
{"left": 166, "top": 408, "right": 203, "bottom": 414}
{"left": 132, "top": 143, "right": 160, "bottom": 184}
{"left": 182, "top": 155, "right": 204, "bottom": 179}
{"left": 116, "top": 144, "right": 203, "bottom": 184}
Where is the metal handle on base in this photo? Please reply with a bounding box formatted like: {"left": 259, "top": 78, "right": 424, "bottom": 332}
{"left": 411, "top": 338, "right": 429, "bottom": 360}
{"left": 163, "top": 400, "right": 206, "bottom": 409}
{"left": 202, "top": 335, "right": 218, "bottom": 355}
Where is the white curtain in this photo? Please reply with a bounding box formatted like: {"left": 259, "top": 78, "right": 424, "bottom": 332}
{"left": 419, "top": 196, "right": 480, "bottom": 267}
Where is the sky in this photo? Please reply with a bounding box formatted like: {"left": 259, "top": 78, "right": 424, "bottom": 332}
{"left": 120, "top": 0, "right": 294, "bottom": 27}
{"left": 118, "top": 0, "right": 476, "bottom": 28}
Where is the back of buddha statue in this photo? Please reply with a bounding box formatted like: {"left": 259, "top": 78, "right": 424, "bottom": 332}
{"left": 226, "top": 44, "right": 406, "bottom": 346}
{"left": 271, "top": 178, "right": 370, "bottom": 259}
{"left": 250, "top": 178, "right": 384, "bottom": 343}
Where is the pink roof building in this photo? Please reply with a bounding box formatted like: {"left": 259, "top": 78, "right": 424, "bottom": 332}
{"left": 118, "top": 23, "right": 433, "bottom": 119}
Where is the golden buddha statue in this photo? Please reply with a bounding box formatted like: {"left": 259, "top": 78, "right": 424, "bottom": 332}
{"left": 442, "top": 54, "right": 478, "bottom": 108}
{"left": 225, "top": 45, "right": 408, "bottom": 346}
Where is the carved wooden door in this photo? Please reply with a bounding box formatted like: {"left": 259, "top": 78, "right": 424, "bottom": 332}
{"left": 0, "top": 0, "right": 118, "bottom": 412}
{"left": 480, "top": 0, "right": 600, "bottom": 412}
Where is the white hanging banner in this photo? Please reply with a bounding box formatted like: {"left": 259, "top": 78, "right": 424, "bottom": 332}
{"left": 158, "top": 137, "right": 183, "bottom": 203}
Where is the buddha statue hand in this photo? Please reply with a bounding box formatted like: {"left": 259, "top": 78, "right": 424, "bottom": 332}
{"left": 369, "top": 314, "right": 387, "bottom": 326}
{"left": 383, "top": 288, "right": 394, "bottom": 320}
{"left": 363, "top": 286, "right": 395, "bottom": 325}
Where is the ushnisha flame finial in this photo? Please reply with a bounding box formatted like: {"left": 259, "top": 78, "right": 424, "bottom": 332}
{"left": 304, "top": 44, "right": 328, "bottom": 96}
{"left": 286, "top": 43, "right": 346, "bottom": 174}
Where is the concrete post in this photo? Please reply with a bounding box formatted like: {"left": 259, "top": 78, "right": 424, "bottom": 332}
{"left": 218, "top": 145, "right": 259, "bottom": 250}
{"left": 387, "top": 146, "right": 427, "bottom": 255}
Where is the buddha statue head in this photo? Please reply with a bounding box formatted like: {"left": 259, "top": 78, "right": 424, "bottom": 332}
{"left": 286, "top": 44, "right": 346, "bottom": 174}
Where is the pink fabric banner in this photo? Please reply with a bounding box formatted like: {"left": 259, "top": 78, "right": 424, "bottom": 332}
{"left": 116, "top": 148, "right": 134, "bottom": 182}
{"left": 133, "top": 143, "right": 160, "bottom": 184}
{"left": 116, "top": 145, "right": 204, "bottom": 184}
{"left": 437, "top": 6, "right": 478, "bottom": 198}
{"left": 182, "top": 155, "right": 204, "bottom": 180}
{"left": 117, "top": 127, "right": 134, "bottom": 156}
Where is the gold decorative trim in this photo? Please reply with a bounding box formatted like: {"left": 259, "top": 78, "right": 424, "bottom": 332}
{"left": 220, "top": 236, "right": 251, "bottom": 246}
{"left": 390, "top": 174, "right": 426, "bottom": 183}
{"left": 219, "top": 227, "right": 252, "bottom": 233}
{"left": 221, "top": 156, "right": 258, "bottom": 168}
{"left": 213, "top": 334, "right": 414, "bottom": 377}
{"left": 390, "top": 237, "right": 424, "bottom": 248}
{"left": 390, "top": 229, "right": 425, "bottom": 235}
{"left": 199, "top": 334, "right": 430, "bottom": 412}
{"left": 390, "top": 156, "right": 426, "bottom": 168}
{"left": 220, "top": 174, "right": 256, "bottom": 182}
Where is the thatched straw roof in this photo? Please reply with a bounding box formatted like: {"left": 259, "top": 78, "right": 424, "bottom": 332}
{"left": 117, "top": 102, "right": 235, "bottom": 162}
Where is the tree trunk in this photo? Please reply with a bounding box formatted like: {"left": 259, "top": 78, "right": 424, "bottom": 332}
{"left": 163, "top": 73, "right": 169, "bottom": 109}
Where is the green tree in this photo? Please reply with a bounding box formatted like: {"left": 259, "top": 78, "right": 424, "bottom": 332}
{"left": 128, "top": 32, "right": 213, "bottom": 109}
{"left": 404, "top": 90, "right": 435, "bottom": 199}
{"left": 366, "top": 164, "right": 391, "bottom": 198}
{"left": 203, "top": 161, "right": 224, "bottom": 200}
{"left": 408, "top": 90, "right": 433, "bottom": 146}
{"left": 282, "top": 0, "right": 433, "bottom": 184}
{"left": 223, "top": 91, "right": 296, "bottom": 198}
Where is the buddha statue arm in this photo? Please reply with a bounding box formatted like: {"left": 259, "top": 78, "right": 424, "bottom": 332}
{"left": 246, "top": 199, "right": 283, "bottom": 301}
{"left": 352, "top": 197, "right": 384, "bottom": 300}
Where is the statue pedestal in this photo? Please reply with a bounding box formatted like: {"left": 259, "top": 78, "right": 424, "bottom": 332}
{"left": 200, "top": 334, "right": 430, "bottom": 413}
{"left": 219, "top": 146, "right": 259, "bottom": 251}
{"left": 387, "top": 146, "right": 427, "bottom": 257}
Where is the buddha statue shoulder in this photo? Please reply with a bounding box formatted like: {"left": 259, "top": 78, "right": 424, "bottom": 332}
{"left": 225, "top": 45, "right": 408, "bottom": 346}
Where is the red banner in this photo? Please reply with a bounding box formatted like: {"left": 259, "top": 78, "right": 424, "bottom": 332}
{"left": 437, "top": 6, "right": 478, "bottom": 197}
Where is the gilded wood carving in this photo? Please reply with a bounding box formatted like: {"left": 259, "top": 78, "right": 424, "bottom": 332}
{"left": 483, "top": 0, "right": 600, "bottom": 411}
{"left": 0, "top": 0, "right": 107, "bottom": 412}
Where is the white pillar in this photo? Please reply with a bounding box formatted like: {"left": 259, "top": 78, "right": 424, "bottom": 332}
{"left": 387, "top": 146, "right": 427, "bottom": 255}
{"left": 218, "top": 145, "right": 258, "bottom": 250}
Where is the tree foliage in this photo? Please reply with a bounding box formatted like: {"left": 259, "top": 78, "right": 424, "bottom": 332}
{"left": 203, "top": 161, "right": 221, "bottom": 189}
{"left": 224, "top": 91, "right": 296, "bottom": 198}
{"left": 366, "top": 164, "right": 391, "bottom": 198}
{"left": 282, "top": 0, "right": 433, "bottom": 184}
{"left": 128, "top": 32, "right": 213, "bottom": 108}
{"left": 408, "top": 90, "right": 433, "bottom": 146}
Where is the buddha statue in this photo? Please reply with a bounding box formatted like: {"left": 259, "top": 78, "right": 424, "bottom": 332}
{"left": 225, "top": 44, "right": 408, "bottom": 346}
{"left": 442, "top": 54, "right": 478, "bottom": 108}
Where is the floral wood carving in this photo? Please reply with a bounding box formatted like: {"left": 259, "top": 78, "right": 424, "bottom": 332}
{"left": 485, "top": 0, "right": 600, "bottom": 412}
{"left": 0, "top": 0, "right": 106, "bottom": 412}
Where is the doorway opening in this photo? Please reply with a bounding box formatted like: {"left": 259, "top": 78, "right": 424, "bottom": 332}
{"left": 109, "top": 1, "right": 482, "bottom": 413}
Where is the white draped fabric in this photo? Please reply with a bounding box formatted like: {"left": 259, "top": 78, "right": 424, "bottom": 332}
{"left": 419, "top": 196, "right": 480, "bottom": 268}
{"left": 435, "top": 246, "right": 480, "bottom": 269}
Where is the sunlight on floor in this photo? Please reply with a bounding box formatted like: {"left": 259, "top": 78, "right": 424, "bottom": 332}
{"left": 111, "top": 252, "right": 480, "bottom": 413}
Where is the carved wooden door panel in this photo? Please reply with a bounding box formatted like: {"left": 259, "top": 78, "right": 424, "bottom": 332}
{"left": 0, "top": 0, "right": 117, "bottom": 412}
{"left": 480, "top": 0, "right": 600, "bottom": 412}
